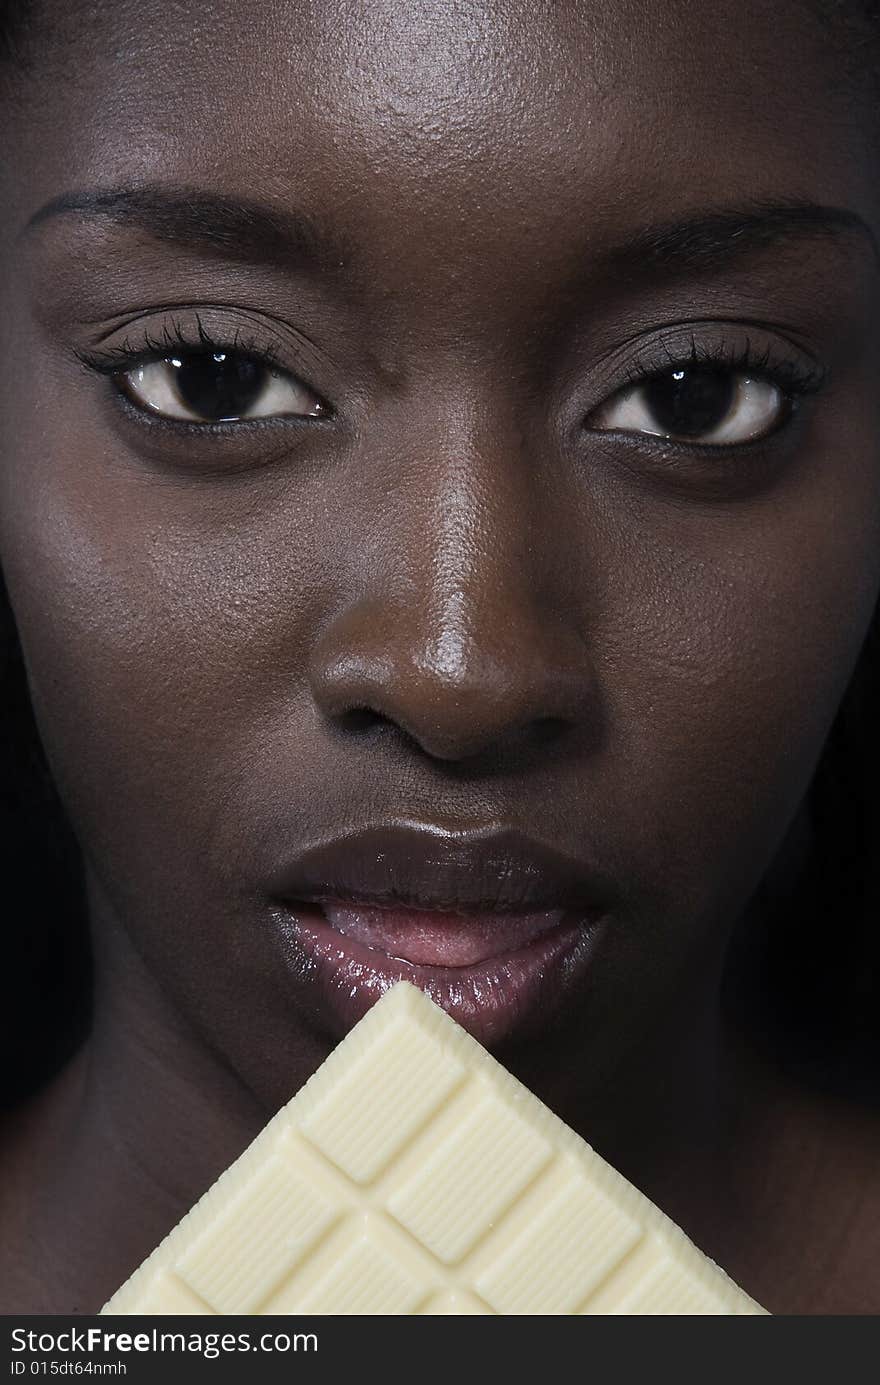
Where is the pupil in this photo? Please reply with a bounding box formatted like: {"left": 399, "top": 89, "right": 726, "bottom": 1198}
{"left": 643, "top": 366, "right": 735, "bottom": 436}
{"left": 172, "top": 353, "right": 266, "bottom": 419}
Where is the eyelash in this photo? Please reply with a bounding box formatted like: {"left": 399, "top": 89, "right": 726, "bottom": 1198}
{"left": 74, "top": 316, "right": 827, "bottom": 435}
{"left": 75, "top": 314, "right": 289, "bottom": 379}
{"left": 616, "top": 332, "right": 826, "bottom": 400}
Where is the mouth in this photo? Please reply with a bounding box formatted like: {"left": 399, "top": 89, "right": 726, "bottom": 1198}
{"left": 265, "top": 823, "right": 615, "bottom": 1046}
{"left": 273, "top": 899, "right": 606, "bottom": 1047}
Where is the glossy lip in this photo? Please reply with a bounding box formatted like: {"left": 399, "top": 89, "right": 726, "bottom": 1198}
{"left": 266, "top": 822, "right": 620, "bottom": 914}
{"left": 265, "top": 823, "right": 617, "bottom": 1045}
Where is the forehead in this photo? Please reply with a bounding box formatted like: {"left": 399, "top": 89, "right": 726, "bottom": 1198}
{"left": 4, "top": 0, "right": 876, "bottom": 305}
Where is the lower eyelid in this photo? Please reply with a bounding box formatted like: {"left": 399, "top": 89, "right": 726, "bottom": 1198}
{"left": 108, "top": 375, "right": 330, "bottom": 436}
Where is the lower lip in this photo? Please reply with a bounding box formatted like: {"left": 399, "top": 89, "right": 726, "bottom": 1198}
{"left": 270, "top": 900, "right": 609, "bottom": 1047}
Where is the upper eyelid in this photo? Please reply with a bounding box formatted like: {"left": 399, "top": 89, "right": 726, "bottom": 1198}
{"left": 76, "top": 329, "right": 334, "bottom": 406}
{"left": 611, "top": 340, "right": 827, "bottom": 399}
{"left": 72, "top": 303, "right": 338, "bottom": 385}
{"left": 75, "top": 327, "right": 287, "bottom": 375}
{"left": 581, "top": 316, "right": 825, "bottom": 382}
{"left": 84, "top": 338, "right": 822, "bottom": 390}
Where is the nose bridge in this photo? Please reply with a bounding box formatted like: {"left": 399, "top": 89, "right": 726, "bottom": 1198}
{"left": 310, "top": 395, "right": 591, "bottom": 760}
{"left": 418, "top": 406, "right": 533, "bottom": 684}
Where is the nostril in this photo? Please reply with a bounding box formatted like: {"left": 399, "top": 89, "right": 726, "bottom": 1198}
{"left": 532, "top": 716, "right": 568, "bottom": 747}
{"left": 338, "top": 706, "right": 384, "bottom": 735}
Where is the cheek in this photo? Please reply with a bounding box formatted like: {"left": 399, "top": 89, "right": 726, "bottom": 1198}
{"left": 0, "top": 424, "right": 340, "bottom": 919}
{"left": 595, "top": 454, "right": 880, "bottom": 927}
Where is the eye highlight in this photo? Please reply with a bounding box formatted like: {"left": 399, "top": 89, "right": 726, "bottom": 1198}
{"left": 585, "top": 337, "right": 826, "bottom": 448}
{"left": 74, "top": 313, "right": 331, "bottom": 427}
{"left": 589, "top": 366, "right": 784, "bottom": 446}
{"left": 121, "top": 351, "right": 327, "bottom": 423}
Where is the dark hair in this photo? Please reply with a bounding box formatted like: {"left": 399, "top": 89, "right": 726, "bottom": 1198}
{"left": 1, "top": 0, "right": 879, "bottom": 1107}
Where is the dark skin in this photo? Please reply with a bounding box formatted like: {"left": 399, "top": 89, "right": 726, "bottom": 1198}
{"left": 1, "top": 0, "right": 880, "bottom": 1314}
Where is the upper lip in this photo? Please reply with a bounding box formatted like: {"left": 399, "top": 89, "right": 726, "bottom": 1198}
{"left": 268, "top": 822, "right": 618, "bottom": 915}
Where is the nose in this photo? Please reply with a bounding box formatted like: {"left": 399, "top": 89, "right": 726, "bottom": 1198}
{"left": 308, "top": 417, "right": 593, "bottom": 764}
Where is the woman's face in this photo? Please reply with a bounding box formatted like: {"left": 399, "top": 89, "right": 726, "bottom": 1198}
{"left": 1, "top": 1, "right": 878, "bottom": 1108}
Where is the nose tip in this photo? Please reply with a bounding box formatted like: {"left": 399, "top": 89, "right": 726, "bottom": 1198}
{"left": 309, "top": 597, "right": 592, "bottom": 763}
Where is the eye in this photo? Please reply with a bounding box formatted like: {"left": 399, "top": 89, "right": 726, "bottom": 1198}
{"left": 119, "top": 350, "right": 328, "bottom": 423}
{"left": 587, "top": 364, "right": 787, "bottom": 446}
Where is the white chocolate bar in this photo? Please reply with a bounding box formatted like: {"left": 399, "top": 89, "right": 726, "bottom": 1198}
{"left": 101, "top": 981, "right": 767, "bottom": 1315}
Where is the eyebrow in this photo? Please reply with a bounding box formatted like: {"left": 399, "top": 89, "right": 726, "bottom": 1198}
{"left": 603, "top": 198, "right": 878, "bottom": 277}
{"left": 21, "top": 183, "right": 878, "bottom": 281}
{"left": 22, "top": 184, "right": 355, "bottom": 278}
